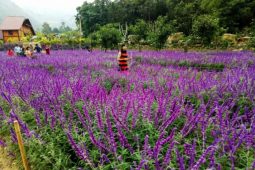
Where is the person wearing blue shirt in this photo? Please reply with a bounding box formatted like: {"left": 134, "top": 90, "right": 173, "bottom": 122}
{"left": 34, "top": 44, "right": 42, "bottom": 53}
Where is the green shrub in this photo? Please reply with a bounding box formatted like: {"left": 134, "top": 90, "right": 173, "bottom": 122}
{"left": 130, "top": 83, "right": 135, "bottom": 91}
{"left": 103, "top": 62, "right": 113, "bottom": 68}
{"left": 25, "top": 126, "right": 83, "bottom": 170}
{"left": 91, "top": 71, "right": 102, "bottom": 79}
{"left": 0, "top": 40, "right": 4, "bottom": 47}
{"left": 143, "top": 82, "right": 148, "bottom": 89}
{"left": 159, "top": 60, "right": 168, "bottom": 67}
{"left": 247, "top": 37, "right": 255, "bottom": 48}
{"left": 97, "top": 24, "right": 121, "bottom": 51}
{"left": 192, "top": 15, "right": 220, "bottom": 45}
{"left": 47, "top": 65, "right": 55, "bottom": 74}
{"left": 134, "top": 56, "right": 143, "bottom": 63}
{"left": 232, "top": 95, "right": 253, "bottom": 115}
{"left": 103, "top": 78, "right": 116, "bottom": 94}
{"left": 119, "top": 77, "right": 128, "bottom": 87}
{"left": 184, "top": 95, "right": 201, "bottom": 110}
{"left": 178, "top": 61, "right": 190, "bottom": 67}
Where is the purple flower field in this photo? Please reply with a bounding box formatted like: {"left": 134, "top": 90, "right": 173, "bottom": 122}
{"left": 0, "top": 50, "right": 255, "bottom": 169}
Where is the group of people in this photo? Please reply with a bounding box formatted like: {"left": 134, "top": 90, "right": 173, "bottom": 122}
{"left": 7, "top": 44, "right": 50, "bottom": 58}
{"left": 7, "top": 42, "right": 130, "bottom": 72}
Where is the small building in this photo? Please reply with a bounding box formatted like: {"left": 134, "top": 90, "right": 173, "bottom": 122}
{"left": 0, "top": 16, "right": 35, "bottom": 43}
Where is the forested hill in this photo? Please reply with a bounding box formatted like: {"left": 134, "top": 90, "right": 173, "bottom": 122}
{"left": 76, "top": 0, "right": 255, "bottom": 36}
{"left": 0, "top": 0, "right": 27, "bottom": 21}
{"left": 0, "top": 0, "right": 40, "bottom": 29}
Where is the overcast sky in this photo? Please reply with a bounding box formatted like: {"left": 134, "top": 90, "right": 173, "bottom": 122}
{"left": 11, "top": 0, "right": 93, "bottom": 27}
{"left": 12, "top": 0, "right": 91, "bottom": 14}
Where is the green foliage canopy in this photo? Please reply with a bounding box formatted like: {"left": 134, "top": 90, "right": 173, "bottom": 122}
{"left": 97, "top": 24, "right": 121, "bottom": 51}
{"left": 192, "top": 15, "right": 220, "bottom": 44}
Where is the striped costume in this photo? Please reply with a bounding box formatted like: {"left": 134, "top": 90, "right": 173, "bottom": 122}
{"left": 118, "top": 49, "right": 129, "bottom": 71}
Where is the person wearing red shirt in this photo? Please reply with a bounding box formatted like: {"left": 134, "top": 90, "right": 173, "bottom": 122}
{"left": 117, "top": 44, "right": 130, "bottom": 71}
{"left": 45, "top": 45, "right": 50, "bottom": 55}
{"left": 7, "top": 49, "right": 14, "bottom": 57}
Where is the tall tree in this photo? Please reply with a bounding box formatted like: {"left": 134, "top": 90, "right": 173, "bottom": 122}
{"left": 59, "top": 22, "right": 72, "bottom": 33}
{"left": 42, "top": 22, "right": 52, "bottom": 34}
{"left": 97, "top": 24, "right": 121, "bottom": 51}
{"left": 52, "top": 28, "right": 60, "bottom": 34}
{"left": 148, "top": 16, "right": 173, "bottom": 49}
{"left": 192, "top": 14, "right": 220, "bottom": 44}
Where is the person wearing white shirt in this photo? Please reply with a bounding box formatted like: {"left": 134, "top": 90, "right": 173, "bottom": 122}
{"left": 14, "top": 45, "right": 21, "bottom": 55}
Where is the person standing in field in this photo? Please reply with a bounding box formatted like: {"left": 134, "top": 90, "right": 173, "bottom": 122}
{"left": 6, "top": 48, "right": 14, "bottom": 57}
{"left": 45, "top": 45, "right": 50, "bottom": 55}
{"left": 117, "top": 44, "right": 130, "bottom": 72}
{"left": 25, "top": 47, "right": 33, "bottom": 58}
{"left": 14, "top": 44, "right": 21, "bottom": 56}
{"left": 34, "top": 44, "right": 42, "bottom": 53}
{"left": 19, "top": 47, "right": 26, "bottom": 57}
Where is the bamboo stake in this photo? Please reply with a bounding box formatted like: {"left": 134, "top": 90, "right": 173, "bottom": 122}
{"left": 13, "top": 120, "right": 30, "bottom": 170}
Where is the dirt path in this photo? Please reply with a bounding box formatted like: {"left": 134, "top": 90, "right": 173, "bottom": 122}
{"left": 0, "top": 147, "right": 18, "bottom": 170}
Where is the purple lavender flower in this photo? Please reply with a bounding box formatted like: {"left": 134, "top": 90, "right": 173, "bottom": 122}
{"left": 96, "top": 109, "right": 104, "bottom": 130}
{"left": 163, "top": 141, "right": 175, "bottom": 167}
{"left": 191, "top": 139, "right": 220, "bottom": 170}
{"left": 143, "top": 135, "right": 150, "bottom": 158}
{"left": 66, "top": 131, "right": 95, "bottom": 168}
{"left": 176, "top": 148, "right": 185, "bottom": 170}
{"left": 0, "top": 49, "right": 254, "bottom": 169}
{"left": 106, "top": 110, "right": 117, "bottom": 154}
{"left": 136, "top": 159, "right": 147, "bottom": 170}
{"left": 116, "top": 125, "right": 134, "bottom": 154}
{"left": 10, "top": 128, "right": 17, "bottom": 143}
{"left": 0, "top": 139, "right": 7, "bottom": 147}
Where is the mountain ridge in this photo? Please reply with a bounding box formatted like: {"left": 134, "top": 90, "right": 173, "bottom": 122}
{"left": 0, "top": 0, "right": 40, "bottom": 29}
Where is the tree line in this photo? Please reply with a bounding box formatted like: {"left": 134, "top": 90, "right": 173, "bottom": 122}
{"left": 76, "top": 0, "right": 255, "bottom": 49}
{"left": 41, "top": 22, "right": 72, "bottom": 34}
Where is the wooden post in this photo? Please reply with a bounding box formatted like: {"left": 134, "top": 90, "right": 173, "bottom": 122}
{"left": 13, "top": 120, "right": 30, "bottom": 170}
